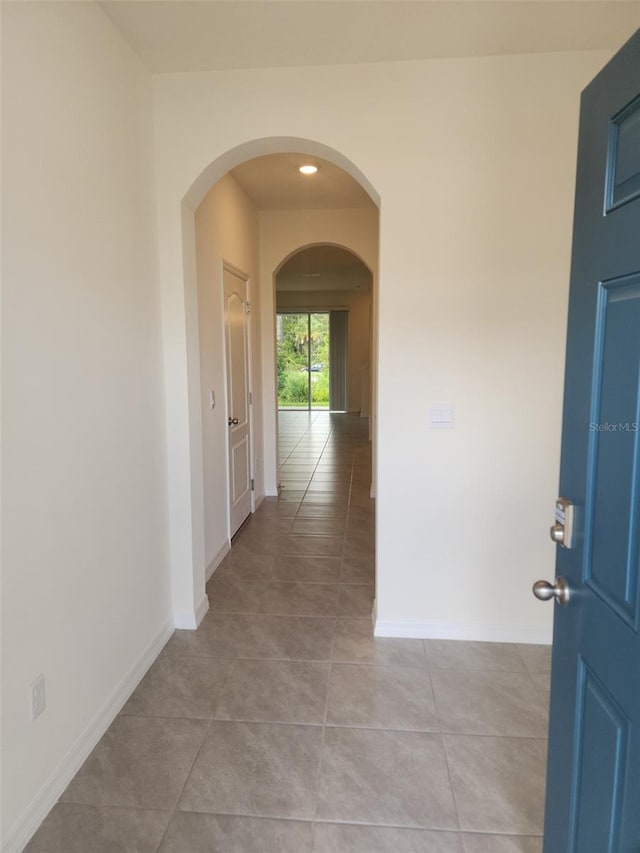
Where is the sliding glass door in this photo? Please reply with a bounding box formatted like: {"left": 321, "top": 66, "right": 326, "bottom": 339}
{"left": 277, "top": 313, "right": 330, "bottom": 410}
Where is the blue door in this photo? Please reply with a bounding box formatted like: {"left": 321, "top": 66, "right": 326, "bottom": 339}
{"left": 540, "top": 29, "right": 640, "bottom": 853}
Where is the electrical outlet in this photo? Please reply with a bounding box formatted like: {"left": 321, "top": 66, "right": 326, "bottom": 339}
{"left": 31, "top": 674, "right": 46, "bottom": 720}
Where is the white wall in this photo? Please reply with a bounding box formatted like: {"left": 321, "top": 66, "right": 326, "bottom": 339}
{"left": 1, "top": 4, "right": 171, "bottom": 848}
{"left": 259, "top": 208, "right": 379, "bottom": 491}
{"left": 152, "top": 49, "right": 614, "bottom": 646}
{"left": 276, "top": 289, "right": 372, "bottom": 415}
{"left": 195, "top": 172, "right": 262, "bottom": 571}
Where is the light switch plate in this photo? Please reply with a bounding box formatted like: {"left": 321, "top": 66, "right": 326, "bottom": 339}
{"left": 429, "top": 404, "right": 455, "bottom": 429}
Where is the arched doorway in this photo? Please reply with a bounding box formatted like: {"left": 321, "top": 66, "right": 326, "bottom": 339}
{"left": 274, "top": 245, "right": 373, "bottom": 415}
{"left": 169, "top": 139, "right": 380, "bottom": 629}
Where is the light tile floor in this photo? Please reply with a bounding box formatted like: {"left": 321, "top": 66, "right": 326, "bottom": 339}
{"left": 27, "top": 412, "right": 551, "bottom": 852}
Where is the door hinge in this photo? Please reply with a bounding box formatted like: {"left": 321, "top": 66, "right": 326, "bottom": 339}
{"left": 249, "top": 391, "right": 253, "bottom": 405}
{"left": 245, "top": 302, "right": 251, "bottom": 315}
{"left": 250, "top": 478, "right": 255, "bottom": 491}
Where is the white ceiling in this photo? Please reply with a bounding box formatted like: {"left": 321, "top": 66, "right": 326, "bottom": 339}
{"left": 100, "top": 1, "right": 640, "bottom": 73}
{"left": 231, "top": 154, "right": 376, "bottom": 210}
{"left": 236, "top": 155, "right": 375, "bottom": 293}
{"left": 276, "top": 245, "right": 373, "bottom": 292}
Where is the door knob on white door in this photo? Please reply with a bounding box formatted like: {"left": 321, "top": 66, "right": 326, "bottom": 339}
{"left": 228, "top": 417, "right": 239, "bottom": 426}
{"left": 532, "top": 577, "right": 570, "bottom": 606}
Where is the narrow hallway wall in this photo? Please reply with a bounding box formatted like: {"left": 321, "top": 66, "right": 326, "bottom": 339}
{"left": 195, "top": 173, "right": 262, "bottom": 572}
{"left": 2, "top": 3, "right": 170, "bottom": 846}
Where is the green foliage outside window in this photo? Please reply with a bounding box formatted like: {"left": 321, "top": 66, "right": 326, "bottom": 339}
{"left": 277, "top": 313, "right": 330, "bottom": 408}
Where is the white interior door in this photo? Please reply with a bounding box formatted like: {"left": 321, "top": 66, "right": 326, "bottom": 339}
{"left": 223, "top": 266, "right": 252, "bottom": 537}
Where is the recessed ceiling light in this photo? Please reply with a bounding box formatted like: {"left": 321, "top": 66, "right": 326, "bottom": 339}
{"left": 299, "top": 165, "right": 318, "bottom": 175}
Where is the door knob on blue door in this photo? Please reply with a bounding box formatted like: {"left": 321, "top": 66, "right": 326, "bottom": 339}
{"left": 532, "top": 577, "right": 570, "bottom": 606}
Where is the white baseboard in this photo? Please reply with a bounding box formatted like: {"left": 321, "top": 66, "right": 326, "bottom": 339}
{"left": 194, "top": 593, "right": 209, "bottom": 626}
{"left": 174, "top": 593, "right": 209, "bottom": 630}
{"left": 2, "top": 618, "right": 174, "bottom": 853}
{"left": 254, "top": 493, "right": 265, "bottom": 511}
{"left": 180, "top": 539, "right": 233, "bottom": 631}
{"left": 374, "top": 618, "right": 552, "bottom": 645}
{"left": 205, "top": 539, "right": 231, "bottom": 582}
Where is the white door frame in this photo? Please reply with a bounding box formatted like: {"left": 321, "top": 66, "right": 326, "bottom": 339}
{"left": 221, "top": 260, "right": 255, "bottom": 540}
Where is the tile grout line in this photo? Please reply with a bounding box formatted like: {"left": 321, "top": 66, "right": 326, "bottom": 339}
{"left": 310, "top": 542, "right": 341, "bottom": 840}
{"left": 152, "top": 803, "right": 546, "bottom": 836}
{"left": 147, "top": 652, "right": 242, "bottom": 850}
{"left": 114, "top": 709, "right": 550, "bottom": 740}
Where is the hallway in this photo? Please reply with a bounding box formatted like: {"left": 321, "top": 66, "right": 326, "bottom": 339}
{"left": 27, "top": 413, "right": 549, "bottom": 852}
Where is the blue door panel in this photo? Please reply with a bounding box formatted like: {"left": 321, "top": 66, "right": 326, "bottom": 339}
{"left": 607, "top": 94, "right": 640, "bottom": 210}
{"left": 587, "top": 276, "right": 640, "bottom": 623}
{"left": 572, "top": 661, "right": 628, "bottom": 853}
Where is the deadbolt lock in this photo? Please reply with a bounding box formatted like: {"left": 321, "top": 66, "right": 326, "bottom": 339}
{"left": 550, "top": 497, "right": 574, "bottom": 549}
